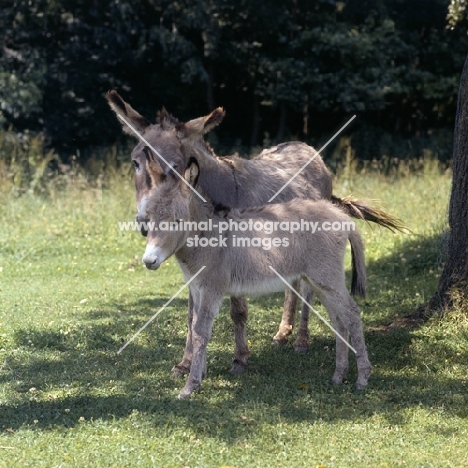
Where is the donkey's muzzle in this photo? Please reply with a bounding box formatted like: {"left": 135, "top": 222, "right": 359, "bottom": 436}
{"left": 142, "top": 245, "right": 165, "bottom": 270}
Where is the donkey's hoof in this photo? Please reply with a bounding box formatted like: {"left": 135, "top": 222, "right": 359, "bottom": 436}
{"left": 177, "top": 390, "right": 191, "bottom": 399}
{"left": 171, "top": 364, "right": 190, "bottom": 378}
{"left": 355, "top": 366, "right": 372, "bottom": 390}
{"left": 230, "top": 359, "right": 248, "bottom": 374}
{"left": 272, "top": 337, "right": 288, "bottom": 347}
{"left": 331, "top": 369, "right": 347, "bottom": 385}
{"left": 293, "top": 344, "right": 308, "bottom": 354}
{"left": 177, "top": 380, "right": 201, "bottom": 399}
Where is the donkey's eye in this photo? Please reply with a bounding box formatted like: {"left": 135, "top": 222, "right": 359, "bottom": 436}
{"left": 133, "top": 160, "right": 140, "bottom": 170}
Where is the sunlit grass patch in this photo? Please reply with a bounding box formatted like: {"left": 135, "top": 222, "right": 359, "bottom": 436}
{"left": 2, "top": 164, "right": 468, "bottom": 467}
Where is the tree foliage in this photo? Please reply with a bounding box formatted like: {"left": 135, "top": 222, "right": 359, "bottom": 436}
{"left": 1, "top": 0, "right": 467, "bottom": 160}
{"left": 447, "top": 0, "right": 467, "bottom": 28}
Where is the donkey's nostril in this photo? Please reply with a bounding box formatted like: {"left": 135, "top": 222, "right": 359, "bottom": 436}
{"left": 143, "top": 259, "right": 159, "bottom": 270}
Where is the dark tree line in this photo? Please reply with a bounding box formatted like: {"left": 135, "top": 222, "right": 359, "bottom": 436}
{"left": 1, "top": 0, "right": 468, "bottom": 160}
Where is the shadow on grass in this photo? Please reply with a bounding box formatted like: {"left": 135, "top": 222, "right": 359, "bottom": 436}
{"left": 3, "top": 309, "right": 468, "bottom": 440}
{"left": 3, "top": 230, "right": 465, "bottom": 440}
{"left": 2, "top": 327, "right": 468, "bottom": 440}
{"left": 363, "top": 230, "right": 443, "bottom": 314}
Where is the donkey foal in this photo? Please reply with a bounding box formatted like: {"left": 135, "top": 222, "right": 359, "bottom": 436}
{"left": 142, "top": 157, "right": 372, "bottom": 399}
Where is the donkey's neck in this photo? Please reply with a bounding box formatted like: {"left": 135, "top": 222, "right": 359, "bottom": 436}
{"left": 188, "top": 193, "right": 215, "bottom": 223}
{"left": 173, "top": 190, "right": 222, "bottom": 267}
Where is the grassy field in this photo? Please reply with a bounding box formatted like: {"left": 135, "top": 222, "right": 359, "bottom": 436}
{"left": 1, "top": 161, "right": 467, "bottom": 467}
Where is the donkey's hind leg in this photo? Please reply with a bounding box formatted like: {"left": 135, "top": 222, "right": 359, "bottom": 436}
{"left": 229, "top": 296, "right": 250, "bottom": 374}
{"left": 292, "top": 282, "right": 313, "bottom": 353}
{"left": 272, "top": 280, "right": 300, "bottom": 345}
{"left": 315, "top": 287, "right": 371, "bottom": 390}
{"left": 326, "top": 308, "right": 350, "bottom": 385}
{"left": 171, "top": 292, "right": 194, "bottom": 378}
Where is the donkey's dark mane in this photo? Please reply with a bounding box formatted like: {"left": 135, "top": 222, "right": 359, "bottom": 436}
{"left": 213, "top": 203, "right": 231, "bottom": 218}
{"left": 156, "top": 107, "right": 181, "bottom": 129}
{"left": 181, "top": 137, "right": 217, "bottom": 159}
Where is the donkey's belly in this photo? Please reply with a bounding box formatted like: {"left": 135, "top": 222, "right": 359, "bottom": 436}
{"left": 228, "top": 275, "right": 299, "bottom": 297}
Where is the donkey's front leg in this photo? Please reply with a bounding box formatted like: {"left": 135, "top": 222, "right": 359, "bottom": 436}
{"left": 272, "top": 281, "right": 299, "bottom": 345}
{"left": 178, "top": 289, "right": 221, "bottom": 399}
{"left": 171, "top": 292, "right": 194, "bottom": 378}
{"left": 229, "top": 296, "right": 250, "bottom": 374}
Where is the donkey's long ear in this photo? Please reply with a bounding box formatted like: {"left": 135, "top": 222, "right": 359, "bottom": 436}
{"left": 177, "top": 108, "right": 225, "bottom": 140}
{"left": 106, "top": 90, "right": 150, "bottom": 136}
{"left": 183, "top": 158, "right": 200, "bottom": 188}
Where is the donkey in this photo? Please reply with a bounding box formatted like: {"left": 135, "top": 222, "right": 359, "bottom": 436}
{"left": 141, "top": 155, "right": 372, "bottom": 399}
{"left": 106, "top": 91, "right": 402, "bottom": 374}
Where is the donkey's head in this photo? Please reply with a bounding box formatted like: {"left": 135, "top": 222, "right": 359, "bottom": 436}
{"left": 106, "top": 90, "right": 224, "bottom": 235}
{"left": 141, "top": 155, "right": 200, "bottom": 270}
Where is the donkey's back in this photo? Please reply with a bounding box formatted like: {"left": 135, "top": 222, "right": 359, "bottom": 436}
{"left": 199, "top": 199, "right": 365, "bottom": 300}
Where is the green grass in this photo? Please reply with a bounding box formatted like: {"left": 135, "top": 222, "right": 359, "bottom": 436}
{"left": 1, "top": 164, "right": 467, "bottom": 467}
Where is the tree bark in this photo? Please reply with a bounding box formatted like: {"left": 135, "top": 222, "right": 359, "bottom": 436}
{"left": 419, "top": 54, "right": 468, "bottom": 317}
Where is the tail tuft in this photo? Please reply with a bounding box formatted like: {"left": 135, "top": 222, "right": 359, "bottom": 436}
{"left": 331, "top": 195, "right": 408, "bottom": 233}
{"left": 349, "top": 230, "right": 366, "bottom": 297}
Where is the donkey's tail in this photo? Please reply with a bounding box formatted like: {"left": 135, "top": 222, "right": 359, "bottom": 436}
{"left": 348, "top": 229, "right": 367, "bottom": 298}
{"left": 331, "top": 195, "right": 407, "bottom": 233}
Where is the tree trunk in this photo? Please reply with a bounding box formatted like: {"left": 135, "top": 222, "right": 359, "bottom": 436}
{"left": 419, "top": 54, "right": 468, "bottom": 317}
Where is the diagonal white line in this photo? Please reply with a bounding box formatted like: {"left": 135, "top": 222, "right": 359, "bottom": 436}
{"left": 268, "top": 115, "right": 356, "bottom": 202}
{"left": 268, "top": 266, "right": 357, "bottom": 354}
{"left": 117, "top": 266, "right": 206, "bottom": 354}
{"left": 117, "top": 114, "right": 207, "bottom": 202}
